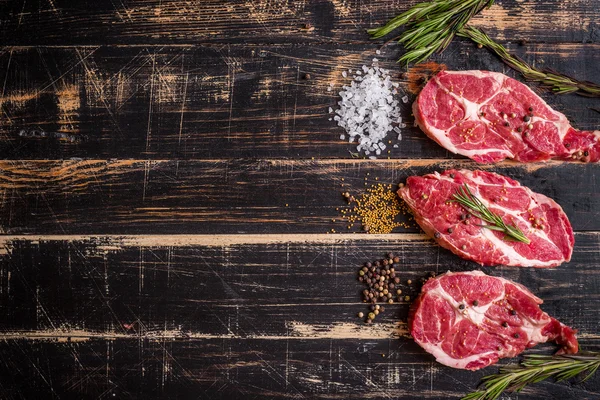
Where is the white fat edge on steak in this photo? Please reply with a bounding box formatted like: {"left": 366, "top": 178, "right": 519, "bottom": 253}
{"left": 435, "top": 171, "right": 565, "bottom": 267}
{"left": 417, "top": 271, "right": 551, "bottom": 369}
{"left": 440, "top": 71, "right": 573, "bottom": 141}
{"left": 459, "top": 170, "right": 567, "bottom": 265}
{"left": 415, "top": 72, "right": 514, "bottom": 160}
{"left": 464, "top": 173, "right": 559, "bottom": 235}
{"left": 418, "top": 70, "right": 593, "bottom": 159}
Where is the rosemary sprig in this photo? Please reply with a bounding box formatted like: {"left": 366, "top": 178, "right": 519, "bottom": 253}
{"left": 462, "top": 353, "right": 600, "bottom": 400}
{"left": 368, "top": 0, "right": 600, "bottom": 97}
{"left": 367, "top": 0, "right": 494, "bottom": 65}
{"left": 452, "top": 184, "right": 530, "bottom": 244}
{"left": 459, "top": 26, "right": 600, "bottom": 97}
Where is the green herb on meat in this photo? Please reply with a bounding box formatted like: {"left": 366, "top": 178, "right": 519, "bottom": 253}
{"left": 452, "top": 184, "right": 530, "bottom": 244}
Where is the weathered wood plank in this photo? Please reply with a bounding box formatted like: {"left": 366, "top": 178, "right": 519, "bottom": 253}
{"left": 1, "top": 338, "right": 598, "bottom": 399}
{"left": 0, "top": 44, "right": 598, "bottom": 160}
{"left": 0, "top": 0, "right": 598, "bottom": 45}
{"left": 0, "top": 234, "right": 598, "bottom": 399}
{"left": 0, "top": 234, "right": 598, "bottom": 337}
{"left": 0, "top": 159, "right": 598, "bottom": 234}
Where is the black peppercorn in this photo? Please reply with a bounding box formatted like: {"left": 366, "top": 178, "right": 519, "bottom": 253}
{"left": 434, "top": 232, "right": 441, "bottom": 239}
{"left": 523, "top": 115, "right": 531, "bottom": 122}
{"left": 458, "top": 304, "right": 465, "bottom": 310}
{"left": 502, "top": 322, "right": 508, "bottom": 328}
{"left": 510, "top": 309, "right": 517, "bottom": 315}
{"left": 473, "top": 300, "right": 479, "bottom": 306}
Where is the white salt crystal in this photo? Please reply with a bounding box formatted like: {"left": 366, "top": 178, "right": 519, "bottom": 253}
{"left": 342, "top": 71, "right": 347, "bottom": 78}
{"left": 327, "top": 87, "right": 332, "bottom": 92}
{"left": 376, "top": 50, "right": 381, "bottom": 55}
{"left": 329, "top": 61, "right": 406, "bottom": 157}
{"left": 393, "top": 144, "right": 399, "bottom": 148}
{"left": 328, "top": 107, "right": 333, "bottom": 113}
{"left": 402, "top": 95, "right": 409, "bottom": 103}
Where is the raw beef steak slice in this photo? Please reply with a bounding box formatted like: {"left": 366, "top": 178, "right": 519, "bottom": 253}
{"left": 410, "top": 270, "right": 578, "bottom": 370}
{"left": 414, "top": 70, "right": 600, "bottom": 163}
{"left": 398, "top": 169, "right": 573, "bottom": 267}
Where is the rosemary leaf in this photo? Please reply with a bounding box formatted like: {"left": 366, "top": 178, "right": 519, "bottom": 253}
{"left": 463, "top": 353, "right": 600, "bottom": 400}
{"left": 452, "top": 184, "right": 530, "bottom": 244}
{"left": 458, "top": 26, "right": 600, "bottom": 97}
{"left": 368, "top": 0, "right": 600, "bottom": 97}
{"left": 368, "top": 0, "right": 494, "bottom": 65}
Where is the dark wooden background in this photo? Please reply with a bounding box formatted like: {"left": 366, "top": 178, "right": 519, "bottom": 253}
{"left": 0, "top": 1, "right": 599, "bottom": 399}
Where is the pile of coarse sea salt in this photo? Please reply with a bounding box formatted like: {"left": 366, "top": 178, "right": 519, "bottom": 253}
{"left": 329, "top": 59, "right": 407, "bottom": 159}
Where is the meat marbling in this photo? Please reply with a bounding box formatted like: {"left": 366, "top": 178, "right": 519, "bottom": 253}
{"left": 414, "top": 70, "right": 600, "bottom": 163}
{"left": 410, "top": 270, "right": 578, "bottom": 370}
{"left": 398, "top": 169, "right": 574, "bottom": 267}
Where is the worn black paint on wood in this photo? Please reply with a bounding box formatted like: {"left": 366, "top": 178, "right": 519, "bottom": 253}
{"left": 0, "top": 236, "right": 599, "bottom": 398}
{"left": 0, "top": 160, "right": 599, "bottom": 234}
{"left": 0, "top": 0, "right": 598, "bottom": 45}
{"left": 1, "top": 0, "right": 599, "bottom": 398}
{"left": 0, "top": 43, "right": 597, "bottom": 160}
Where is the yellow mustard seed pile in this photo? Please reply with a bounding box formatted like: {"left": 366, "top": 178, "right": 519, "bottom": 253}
{"left": 338, "top": 180, "right": 413, "bottom": 234}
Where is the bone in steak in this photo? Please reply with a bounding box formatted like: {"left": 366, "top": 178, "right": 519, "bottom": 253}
{"left": 410, "top": 270, "right": 578, "bottom": 370}
{"left": 398, "top": 169, "right": 573, "bottom": 267}
{"left": 414, "top": 70, "right": 600, "bottom": 163}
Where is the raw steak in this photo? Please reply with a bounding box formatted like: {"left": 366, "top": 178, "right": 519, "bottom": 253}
{"left": 414, "top": 70, "right": 600, "bottom": 163}
{"left": 410, "top": 271, "right": 579, "bottom": 370}
{"left": 398, "top": 169, "right": 573, "bottom": 267}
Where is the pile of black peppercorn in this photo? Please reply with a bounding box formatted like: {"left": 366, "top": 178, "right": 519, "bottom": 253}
{"left": 357, "top": 252, "right": 408, "bottom": 323}
{"left": 357, "top": 254, "right": 438, "bottom": 324}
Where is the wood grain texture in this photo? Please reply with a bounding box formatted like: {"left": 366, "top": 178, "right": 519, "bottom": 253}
{"left": 0, "top": 0, "right": 598, "bottom": 45}
{"left": 2, "top": 339, "right": 599, "bottom": 399}
{"left": 0, "top": 235, "right": 598, "bottom": 399}
{"left": 0, "top": 159, "right": 599, "bottom": 234}
{"left": 1, "top": 0, "right": 600, "bottom": 398}
{"left": 0, "top": 43, "right": 598, "bottom": 160}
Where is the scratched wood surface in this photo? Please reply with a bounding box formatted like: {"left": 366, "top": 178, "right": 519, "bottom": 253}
{"left": 0, "top": 0, "right": 599, "bottom": 399}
